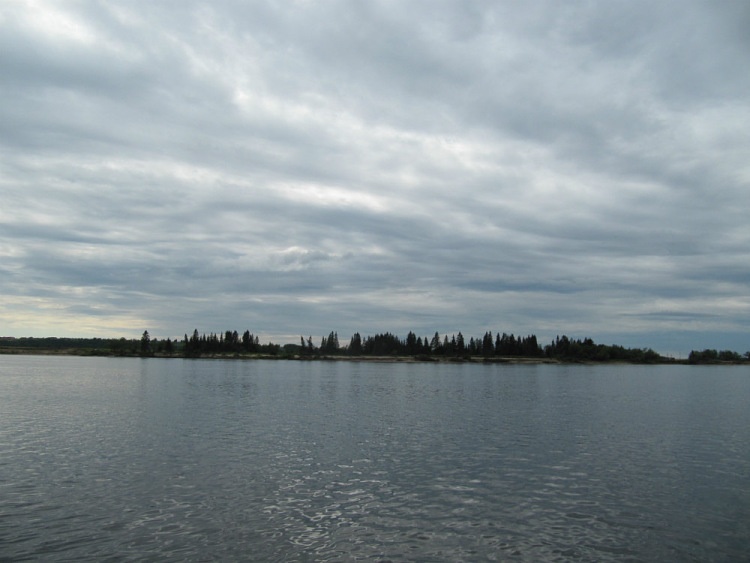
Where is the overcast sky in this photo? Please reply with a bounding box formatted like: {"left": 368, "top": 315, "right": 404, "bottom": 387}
{"left": 2, "top": 1, "right": 749, "bottom": 355}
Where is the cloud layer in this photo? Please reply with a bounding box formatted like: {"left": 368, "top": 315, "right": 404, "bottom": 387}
{"left": 2, "top": 1, "right": 749, "bottom": 354}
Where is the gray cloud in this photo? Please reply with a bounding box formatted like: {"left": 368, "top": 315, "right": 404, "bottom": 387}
{"left": 1, "top": 0, "right": 748, "bottom": 355}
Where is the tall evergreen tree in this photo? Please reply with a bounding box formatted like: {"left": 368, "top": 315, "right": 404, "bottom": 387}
{"left": 482, "top": 331, "right": 494, "bottom": 356}
{"left": 405, "top": 331, "right": 418, "bottom": 355}
{"left": 349, "top": 332, "right": 362, "bottom": 355}
{"left": 430, "top": 332, "right": 442, "bottom": 354}
{"left": 140, "top": 330, "right": 151, "bottom": 356}
{"left": 456, "top": 332, "right": 465, "bottom": 354}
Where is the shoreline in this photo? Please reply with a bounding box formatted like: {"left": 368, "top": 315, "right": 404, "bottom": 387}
{"left": 0, "top": 348, "right": 709, "bottom": 365}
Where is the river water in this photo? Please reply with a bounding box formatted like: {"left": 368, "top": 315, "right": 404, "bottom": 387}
{"left": 1, "top": 356, "right": 748, "bottom": 561}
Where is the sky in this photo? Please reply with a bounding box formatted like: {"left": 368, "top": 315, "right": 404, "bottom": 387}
{"left": 1, "top": 1, "right": 749, "bottom": 356}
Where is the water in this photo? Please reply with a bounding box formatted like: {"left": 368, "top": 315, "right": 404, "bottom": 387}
{"left": 1, "top": 356, "right": 748, "bottom": 561}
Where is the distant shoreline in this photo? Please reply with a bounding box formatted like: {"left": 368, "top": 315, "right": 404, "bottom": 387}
{"left": 4, "top": 331, "right": 746, "bottom": 365}
{"left": 0, "top": 347, "right": 713, "bottom": 365}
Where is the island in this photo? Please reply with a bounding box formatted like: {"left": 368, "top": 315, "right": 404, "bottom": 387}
{"left": 1, "top": 330, "right": 747, "bottom": 365}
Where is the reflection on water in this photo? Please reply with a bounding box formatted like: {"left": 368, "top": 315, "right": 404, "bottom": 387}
{"left": 1, "top": 356, "right": 749, "bottom": 561}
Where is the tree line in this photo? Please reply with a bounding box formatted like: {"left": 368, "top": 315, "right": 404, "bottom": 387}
{"left": 171, "top": 328, "right": 732, "bottom": 364}
{"left": 182, "top": 329, "right": 280, "bottom": 357}
{"left": 173, "top": 330, "right": 749, "bottom": 363}
{"left": 335, "top": 330, "right": 545, "bottom": 358}
{"left": 1, "top": 331, "right": 747, "bottom": 364}
{"left": 687, "top": 349, "right": 749, "bottom": 364}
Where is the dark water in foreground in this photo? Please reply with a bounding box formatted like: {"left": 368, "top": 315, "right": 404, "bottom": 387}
{"left": 1, "top": 356, "right": 748, "bottom": 561}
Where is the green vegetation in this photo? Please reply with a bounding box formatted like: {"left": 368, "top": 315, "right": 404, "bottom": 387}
{"left": 0, "top": 335, "right": 177, "bottom": 357}
{"left": 2, "top": 330, "right": 746, "bottom": 364}
{"left": 183, "top": 329, "right": 280, "bottom": 358}
{"left": 688, "top": 349, "right": 750, "bottom": 364}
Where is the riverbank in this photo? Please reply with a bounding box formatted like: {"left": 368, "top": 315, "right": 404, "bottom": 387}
{"left": 0, "top": 347, "right": 693, "bottom": 364}
{"left": 5, "top": 346, "right": 749, "bottom": 365}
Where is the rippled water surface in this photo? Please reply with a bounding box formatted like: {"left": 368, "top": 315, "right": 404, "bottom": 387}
{"left": 1, "top": 356, "right": 749, "bottom": 561}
